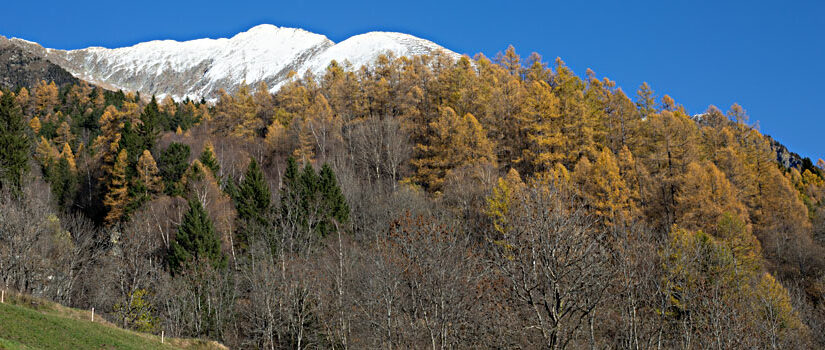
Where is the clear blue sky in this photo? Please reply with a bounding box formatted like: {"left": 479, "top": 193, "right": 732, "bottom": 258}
{"left": 2, "top": 0, "right": 823, "bottom": 160}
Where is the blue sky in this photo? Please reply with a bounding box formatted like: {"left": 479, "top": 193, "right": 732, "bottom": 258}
{"left": 2, "top": 0, "right": 823, "bottom": 160}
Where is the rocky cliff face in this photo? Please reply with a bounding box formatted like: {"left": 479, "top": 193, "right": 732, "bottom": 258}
{"left": 5, "top": 24, "right": 458, "bottom": 101}
{"left": 768, "top": 136, "right": 805, "bottom": 170}
{"left": 0, "top": 36, "right": 78, "bottom": 90}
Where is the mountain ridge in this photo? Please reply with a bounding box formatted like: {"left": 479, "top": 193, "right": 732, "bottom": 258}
{"left": 0, "top": 36, "right": 79, "bottom": 90}
{"left": 5, "top": 24, "right": 459, "bottom": 101}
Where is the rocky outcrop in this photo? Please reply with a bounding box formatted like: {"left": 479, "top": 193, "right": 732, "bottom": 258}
{"left": 768, "top": 135, "right": 807, "bottom": 170}
{"left": 0, "top": 36, "right": 78, "bottom": 90}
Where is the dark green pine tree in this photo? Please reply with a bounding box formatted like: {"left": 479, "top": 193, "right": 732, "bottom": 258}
{"left": 0, "top": 92, "right": 31, "bottom": 192}
{"left": 280, "top": 156, "right": 301, "bottom": 209}
{"left": 318, "top": 163, "right": 349, "bottom": 236}
{"left": 235, "top": 158, "right": 271, "bottom": 246}
{"left": 138, "top": 96, "right": 160, "bottom": 152}
{"left": 48, "top": 157, "right": 77, "bottom": 209}
{"left": 199, "top": 143, "right": 220, "bottom": 175}
{"left": 169, "top": 200, "right": 225, "bottom": 273}
{"left": 237, "top": 158, "right": 271, "bottom": 223}
{"left": 299, "top": 162, "right": 319, "bottom": 218}
{"left": 279, "top": 157, "right": 303, "bottom": 227}
{"left": 158, "top": 142, "right": 190, "bottom": 196}
{"left": 119, "top": 121, "right": 142, "bottom": 175}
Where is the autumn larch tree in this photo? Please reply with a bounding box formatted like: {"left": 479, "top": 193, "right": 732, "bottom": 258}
{"left": 572, "top": 147, "right": 636, "bottom": 227}
{"left": 104, "top": 148, "right": 130, "bottom": 224}
{"left": 412, "top": 106, "right": 496, "bottom": 192}
{"left": 137, "top": 150, "right": 163, "bottom": 195}
{"left": 676, "top": 161, "right": 749, "bottom": 236}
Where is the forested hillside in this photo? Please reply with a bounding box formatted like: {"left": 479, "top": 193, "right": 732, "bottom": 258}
{"left": 1, "top": 47, "right": 824, "bottom": 349}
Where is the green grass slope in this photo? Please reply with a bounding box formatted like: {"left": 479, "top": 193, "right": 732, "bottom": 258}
{"left": 0, "top": 293, "right": 223, "bottom": 350}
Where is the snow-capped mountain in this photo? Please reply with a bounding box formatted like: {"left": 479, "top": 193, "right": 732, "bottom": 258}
{"left": 5, "top": 24, "right": 458, "bottom": 101}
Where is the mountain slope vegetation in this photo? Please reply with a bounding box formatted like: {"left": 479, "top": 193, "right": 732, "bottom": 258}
{"left": 0, "top": 44, "right": 823, "bottom": 349}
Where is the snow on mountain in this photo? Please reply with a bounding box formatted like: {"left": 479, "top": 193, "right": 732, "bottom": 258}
{"left": 7, "top": 24, "right": 458, "bottom": 101}
{"left": 302, "top": 31, "right": 454, "bottom": 75}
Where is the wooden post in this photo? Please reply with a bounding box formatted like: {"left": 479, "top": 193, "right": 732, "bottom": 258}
{"left": 161, "top": 330, "right": 164, "bottom": 344}
{"left": 91, "top": 307, "right": 94, "bottom": 322}
{"left": 1, "top": 289, "right": 4, "bottom": 303}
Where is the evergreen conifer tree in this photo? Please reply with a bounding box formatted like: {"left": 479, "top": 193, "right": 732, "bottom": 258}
{"left": 279, "top": 156, "right": 302, "bottom": 223}
{"left": 139, "top": 96, "right": 160, "bottom": 151}
{"left": 0, "top": 92, "right": 31, "bottom": 192}
{"left": 235, "top": 158, "right": 271, "bottom": 245}
{"left": 48, "top": 157, "right": 77, "bottom": 208}
{"left": 199, "top": 141, "right": 220, "bottom": 175}
{"left": 237, "top": 158, "right": 271, "bottom": 224}
{"left": 169, "top": 200, "right": 225, "bottom": 273}
{"left": 158, "top": 142, "right": 190, "bottom": 196}
{"left": 318, "top": 163, "right": 349, "bottom": 236}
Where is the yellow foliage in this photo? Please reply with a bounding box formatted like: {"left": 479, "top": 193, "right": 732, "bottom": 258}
{"left": 29, "top": 116, "right": 41, "bottom": 134}
{"left": 137, "top": 150, "right": 163, "bottom": 194}
{"left": 15, "top": 87, "right": 29, "bottom": 110}
{"left": 676, "top": 161, "right": 749, "bottom": 235}
{"left": 103, "top": 148, "right": 129, "bottom": 224}
{"left": 412, "top": 106, "right": 496, "bottom": 191}
{"left": 522, "top": 80, "right": 563, "bottom": 172}
{"left": 34, "top": 80, "right": 59, "bottom": 114}
{"left": 59, "top": 143, "right": 77, "bottom": 173}
{"left": 160, "top": 96, "right": 177, "bottom": 116}
{"left": 264, "top": 120, "right": 288, "bottom": 150}
{"left": 802, "top": 169, "right": 824, "bottom": 187}
{"left": 94, "top": 106, "right": 124, "bottom": 154}
{"left": 54, "top": 121, "right": 74, "bottom": 149}
{"left": 485, "top": 168, "right": 525, "bottom": 235}
{"left": 35, "top": 136, "right": 59, "bottom": 166}
{"left": 755, "top": 272, "right": 805, "bottom": 337}
{"left": 572, "top": 147, "right": 636, "bottom": 226}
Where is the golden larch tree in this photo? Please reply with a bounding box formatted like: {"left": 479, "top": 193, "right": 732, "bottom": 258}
{"left": 137, "top": 150, "right": 163, "bottom": 194}
{"left": 33, "top": 80, "right": 59, "bottom": 114}
{"left": 485, "top": 168, "right": 525, "bottom": 235}
{"left": 412, "top": 106, "right": 496, "bottom": 192}
{"left": 304, "top": 94, "right": 342, "bottom": 162}
{"left": 103, "top": 149, "right": 129, "bottom": 224}
{"left": 35, "top": 136, "right": 59, "bottom": 167}
{"left": 676, "top": 161, "right": 749, "bottom": 236}
{"left": 54, "top": 121, "right": 74, "bottom": 149}
{"left": 29, "top": 116, "right": 41, "bottom": 134}
{"left": 522, "top": 80, "right": 563, "bottom": 173}
{"left": 572, "top": 147, "right": 635, "bottom": 227}
{"left": 60, "top": 143, "right": 77, "bottom": 173}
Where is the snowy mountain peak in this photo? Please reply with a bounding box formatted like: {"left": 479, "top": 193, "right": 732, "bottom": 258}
{"left": 229, "top": 24, "right": 331, "bottom": 46}
{"left": 5, "top": 25, "right": 458, "bottom": 101}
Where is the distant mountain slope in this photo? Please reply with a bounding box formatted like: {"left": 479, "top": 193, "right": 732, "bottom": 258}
{"left": 6, "top": 24, "right": 458, "bottom": 101}
{"left": 0, "top": 36, "right": 78, "bottom": 90}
